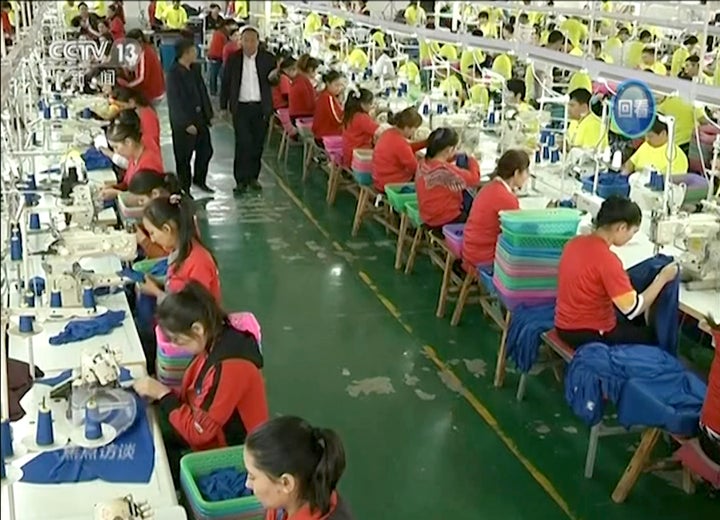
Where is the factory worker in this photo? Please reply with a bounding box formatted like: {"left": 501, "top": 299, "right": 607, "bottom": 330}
{"left": 465, "top": 67, "right": 489, "bottom": 109}
{"left": 397, "top": 59, "right": 420, "bottom": 84}
{"left": 118, "top": 29, "right": 166, "bottom": 105}
{"left": 462, "top": 150, "right": 529, "bottom": 271}
{"left": 62, "top": 1, "right": 79, "bottom": 27}
{"left": 404, "top": 1, "right": 426, "bottom": 26}
{"left": 271, "top": 56, "right": 297, "bottom": 110}
{"left": 560, "top": 16, "right": 588, "bottom": 49}
{"left": 437, "top": 70, "right": 464, "bottom": 100}
{"left": 342, "top": 88, "right": 380, "bottom": 169}
{"left": 346, "top": 47, "right": 369, "bottom": 70}
{"left": 312, "top": 70, "right": 345, "bottom": 142}
{"left": 303, "top": 11, "right": 322, "bottom": 40}
{"left": 207, "top": 19, "right": 237, "bottom": 96}
{"left": 460, "top": 47, "right": 485, "bottom": 75}
{"left": 625, "top": 29, "right": 652, "bottom": 68}
{"left": 232, "top": 0, "right": 249, "bottom": 19}
{"left": 245, "top": 416, "right": 354, "bottom": 520}
{"left": 370, "top": 29, "right": 387, "bottom": 49}
{"left": 698, "top": 319, "right": 720, "bottom": 464}
{"left": 134, "top": 283, "right": 268, "bottom": 480}
{"left": 671, "top": 36, "right": 699, "bottom": 77}
{"left": 438, "top": 43, "right": 458, "bottom": 62}
{"left": 592, "top": 40, "right": 614, "bottom": 63}
{"left": 415, "top": 127, "right": 481, "bottom": 228}
{"left": 111, "top": 87, "right": 160, "bottom": 150}
{"left": 289, "top": 54, "right": 319, "bottom": 125}
{"left": 622, "top": 117, "right": 689, "bottom": 176}
{"left": 372, "top": 107, "right": 424, "bottom": 191}
{"left": 567, "top": 88, "right": 609, "bottom": 151}
{"left": 640, "top": 47, "right": 667, "bottom": 75}
{"left": 604, "top": 27, "right": 629, "bottom": 65}
{"left": 657, "top": 88, "right": 707, "bottom": 156}
{"left": 164, "top": 0, "right": 188, "bottom": 30}
{"left": 477, "top": 11, "right": 497, "bottom": 39}
{"left": 555, "top": 196, "right": 679, "bottom": 348}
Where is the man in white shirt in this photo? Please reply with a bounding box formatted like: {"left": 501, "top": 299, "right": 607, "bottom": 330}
{"left": 220, "top": 26, "right": 276, "bottom": 194}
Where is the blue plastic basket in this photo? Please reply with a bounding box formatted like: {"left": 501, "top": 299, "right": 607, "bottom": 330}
{"left": 353, "top": 171, "right": 373, "bottom": 186}
{"left": 581, "top": 174, "right": 631, "bottom": 199}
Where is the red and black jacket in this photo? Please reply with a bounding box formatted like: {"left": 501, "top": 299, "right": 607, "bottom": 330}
{"left": 158, "top": 323, "right": 268, "bottom": 451}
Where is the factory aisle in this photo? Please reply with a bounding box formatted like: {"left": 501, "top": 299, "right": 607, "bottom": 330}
{"left": 162, "top": 118, "right": 717, "bottom": 519}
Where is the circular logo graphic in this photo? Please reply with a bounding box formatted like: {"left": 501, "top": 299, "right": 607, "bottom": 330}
{"left": 611, "top": 80, "right": 657, "bottom": 139}
{"left": 109, "top": 38, "right": 143, "bottom": 68}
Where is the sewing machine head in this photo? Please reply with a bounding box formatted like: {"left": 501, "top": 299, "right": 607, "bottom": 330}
{"left": 80, "top": 345, "right": 123, "bottom": 387}
{"left": 47, "top": 227, "right": 138, "bottom": 261}
{"left": 94, "top": 495, "right": 153, "bottom": 520}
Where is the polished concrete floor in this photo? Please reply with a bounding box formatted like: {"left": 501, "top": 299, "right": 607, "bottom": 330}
{"left": 160, "top": 116, "right": 717, "bottom": 519}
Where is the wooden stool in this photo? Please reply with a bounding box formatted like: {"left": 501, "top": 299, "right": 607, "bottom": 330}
{"left": 326, "top": 165, "right": 357, "bottom": 205}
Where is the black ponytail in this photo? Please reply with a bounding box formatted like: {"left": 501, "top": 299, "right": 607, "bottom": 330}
{"left": 128, "top": 171, "right": 182, "bottom": 197}
{"left": 246, "top": 416, "right": 347, "bottom": 516}
{"left": 156, "top": 281, "right": 227, "bottom": 345}
{"left": 107, "top": 109, "right": 143, "bottom": 144}
{"left": 343, "top": 87, "right": 373, "bottom": 126}
{"left": 322, "top": 69, "right": 344, "bottom": 85}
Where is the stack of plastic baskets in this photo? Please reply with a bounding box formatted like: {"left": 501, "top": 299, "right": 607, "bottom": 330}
{"left": 493, "top": 209, "right": 581, "bottom": 310}
{"left": 352, "top": 149, "right": 373, "bottom": 185}
{"left": 180, "top": 446, "right": 265, "bottom": 520}
{"left": 442, "top": 223, "right": 464, "bottom": 258}
{"left": 156, "top": 326, "right": 193, "bottom": 388}
{"left": 322, "top": 136, "right": 344, "bottom": 167}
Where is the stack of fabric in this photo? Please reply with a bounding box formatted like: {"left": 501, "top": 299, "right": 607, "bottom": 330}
{"left": 493, "top": 209, "right": 582, "bottom": 310}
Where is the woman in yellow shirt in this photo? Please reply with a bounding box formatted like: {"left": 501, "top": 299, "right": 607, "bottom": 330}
{"left": 622, "top": 118, "right": 689, "bottom": 176}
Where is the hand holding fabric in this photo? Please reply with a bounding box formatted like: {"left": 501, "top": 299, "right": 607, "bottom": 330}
{"left": 133, "top": 377, "right": 171, "bottom": 401}
{"left": 139, "top": 275, "right": 163, "bottom": 297}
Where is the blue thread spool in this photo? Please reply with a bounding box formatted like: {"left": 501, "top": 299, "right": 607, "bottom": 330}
{"left": 30, "top": 277, "right": 45, "bottom": 296}
{"left": 29, "top": 213, "right": 41, "bottom": 230}
{"left": 0, "top": 455, "right": 6, "bottom": 480}
{"left": 35, "top": 402, "right": 54, "bottom": 446}
{"left": 488, "top": 111, "right": 496, "bottom": 125}
{"left": 24, "top": 290, "right": 35, "bottom": 308}
{"left": 385, "top": 87, "right": 390, "bottom": 97}
{"left": 82, "top": 285, "right": 96, "bottom": 309}
{"left": 436, "top": 104, "right": 443, "bottom": 115}
{"left": 540, "top": 129, "right": 550, "bottom": 144}
{"left": 1, "top": 421, "right": 14, "bottom": 459}
{"left": 37, "top": 99, "right": 46, "bottom": 111}
{"left": 422, "top": 104, "right": 429, "bottom": 116}
{"left": 551, "top": 147, "right": 560, "bottom": 164}
{"left": 18, "top": 316, "right": 34, "bottom": 334}
{"left": 50, "top": 290, "right": 62, "bottom": 308}
{"left": 542, "top": 145, "right": 550, "bottom": 161}
{"left": 43, "top": 106, "right": 52, "bottom": 119}
{"left": 27, "top": 174, "right": 37, "bottom": 190}
{"left": 548, "top": 133, "right": 556, "bottom": 147}
{"left": 84, "top": 401, "right": 102, "bottom": 441}
{"left": 535, "top": 149, "right": 542, "bottom": 164}
{"left": 82, "top": 107, "right": 92, "bottom": 119}
{"left": 59, "top": 105, "right": 68, "bottom": 119}
{"left": 10, "top": 227, "right": 22, "bottom": 261}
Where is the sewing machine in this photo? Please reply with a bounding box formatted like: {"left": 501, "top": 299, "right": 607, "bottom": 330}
{"left": 650, "top": 208, "right": 720, "bottom": 291}
{"left": 79, "top": 345, "right": 123, "bottom": 387}
{"left": 94, "top": 495, "right": 154, "bottom": 520}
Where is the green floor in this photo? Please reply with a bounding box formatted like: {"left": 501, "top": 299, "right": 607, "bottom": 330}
{"left": 173, "top": 121, "right": 717, "bottom": 519}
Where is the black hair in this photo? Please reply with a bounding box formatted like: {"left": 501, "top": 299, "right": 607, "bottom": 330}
{"left": 343, "top": 88, "right": 374, "bottom": 126}
{"left": 128, "top": 171, "right": 182, "bottom": 196}
{"left": 686, "top": 55, "right": 700, "bottom": 64}
{"left": 595, "top": 196, "right": 642, "bottom": 229}
{"left": 478, "top": 11, "right": 489, "bottom": 20}
{"left": 569, "top": 88, "right": 592, "bottom": 106}
{"left": 245, "top": 416, "right": 346, "bottom": 517}
{"left": 503, "top": 23, "right": 514, "bottom": 35}
{"left": 175, "top": 38, "right": 196, "bottom": 60}
{"left": 126, "top": 28, "right": 148, "bottom": 44}
{"left": 592, "top": 40, "right": 602, "bottom": 51}
{"left": 471, "top": 28, "right": 483, "bottom": 37}
{"left": 297, "top": 54, "right": 320, "bottom": 73}
{"left": 1, "top": 1, "right": 12, "bottom": 10}
{"left": 107, "top": 4, "right": 118, "bottom": 16}
{"left": 78, "top": 2, "right": 88, "bottom": 8}
{"left": 547, "top": 30, "right": 564, "bottom": 45}
{"left": 649, "top": 116, "right": 668, "bottom": 135}
{"left": 507, "top": 78, "right": 526, "bottom": 101}
{"left": 618, "top": 27, "right": 630, "bottom": 36}
{"left": 642, "top": 46, "right": 655, "bottom": 55}
{"left": 508, "top": 16, "right": 517, "bottom": 27}
{"left": 279, "top": 56, "right": 297, "bottom": 71}
{"left": 426, "top": 127, "right": 459, "bottom": 158}
{"left": 518, "top": 13, "right": 529, "bottom": 24}
{"left": 683, "top": 35, "right": 699, "bottom": 46}
{"left": 209, "top": 3, "right": 221, "bottom": 9}
{"left": 240, "top": 26, "right": 260, "bottom": 38}
{"left": 156, "top": 281, "right": 227, "bottom": 345}
{"left": 112, "top": 86, "right": 150, "bottom": 107}
{"left": 639, "top": 30, "right": 652, "bottom": 41}
{"left": 493, "top": 149, "right": 530, "bottom": 180}
{"left": 143, "top": 195, "right": 209, "bottom": 268}
{"left": 322, "top": 70, "right": 344, "bottom": 85}
{"left": 387, "top": 107, "right": 422, "bottom": 129}
{"left": 107, "top": 109, "right": 142, "bottom": 143}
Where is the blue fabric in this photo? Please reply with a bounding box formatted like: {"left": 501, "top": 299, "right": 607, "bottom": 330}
{"left": 398, "top": 185, "right": 415, "bottom": 194}
{"left": 20, "top": 394, "right": 155, "bottom": 484}
{"left": 136, "top": 294, "right": 157, "bottom": 333}
{"left": 37, "top": 367, "right": 133, "bottom": 387}
{"left": 564, "top": 343, "right": 706, "bottom": 434}
{"left": 81, "top": 147, "right": 112, "bottom": 171}
{"left": 506, "top": 304, "right": 556, "bottom": 373}
{"left": 118, "top": 268, "right": 146, "bottom": 284}
{"left": 148, "top": 258, "right": 169, "bottom": 277}
{"left": 198, "top": 468, "right": 254, "bottom": 502}
{"left": 48, "top": 310, "right": 126, "bottom": 345}
{"left": 455, "top": 153, "right": 469, "bottom": 169}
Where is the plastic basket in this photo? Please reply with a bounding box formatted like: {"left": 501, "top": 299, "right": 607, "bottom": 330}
{"left": 442, "top": 223, "right": 464, "bottom": 258}
{"left": 132, "top": 257, "right": 167, "bottom": 286}
{"left": 581, "top": 174, "right": 630, "bottom": 199}
{"left": 117, "top": 192, "right": 144, "bottom": 221}
{"left": 405, "top": 201, "right": 423, "bottom": 227}
{"left": 500, "top": 229, "right": 573, "bottom": 250}
{"left": 478, "top": 267, "right": 496, "bottom": 295}
{"left": 499, "top": 209, "right": 581, "bottom": 236}
{"left": 493, "top": 262, "right": 558, "bottom": 290}
{"left": 494, "top": 254, "right": 558, "bottom": 278}
{"left": 295, "top": 118, "right": 314, "bottom": 139}
{"left": 323, "top": 136, "right": 343, "bottom": 151}
{"left": 492, "top": 275, "right": 556, "bottom": 310}
{"left": 180, "top": 446, "right": 264, "bottom": 520}
{"left": 352, "top": 171, "right": 373, "bottom": 185}
{"left": 384, "top": 183, "right": 417, "bottom": 212}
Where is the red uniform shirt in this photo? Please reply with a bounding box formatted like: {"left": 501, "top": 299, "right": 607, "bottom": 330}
{"left": 166, "top": 241, "right": 221, "bottom": 302}
{"left": 701, "top": 329, "right": 720, "bottom": 434}
{"left": 372, "top": 128, "right": 425, "bottom": 191}
{"left": 222, "top": 41, "right": 239, "bottom": 64}
{"left": 208, "top": 30, "right": 227, "bottom": 60}
{"left": 272, "top": 74, "right": 292, "bottom": 109}
{"left": 1, "top": 11, "right": 13, "bottom": 35}
{"left": 120, "top": 44, "right": 166, "bottom": 102}
{"left": 312, "top": 90, "right": 343, "bottom": 139}
{"left": 555, "top": 235, "right": 635, "bottom": 332}
{"left": 158, "top": 323, "right": 268, "bottom": 451}
{"left": 148, "top": 2, "right": 156, "bottom": 24}
{"left": 109, "top": 16, "right": 125, "bottom": 40}
{"left": 265, "top": 492, "right": 353, "bottom": 520}
{"left": 415, "top": 157, "right": 481, "bottom": 228}
{"left": 288, "top": 74, "right": 316, "bottom": 119}
{"left": 116, "top": 145, "right": 164, "bottom": 190}
{"left": 342, "top": 112, "right": 378, "bottom": 168}
{"left": 138, "top": 106, "right": 160, "bottom": 150}
{"left": 462, "top": 179, "right": 519, "bottom": 269}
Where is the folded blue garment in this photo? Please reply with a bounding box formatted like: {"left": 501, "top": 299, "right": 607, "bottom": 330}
{"left": 506, "top": 304, "right": 556, "bottom": 373}
{"left": 37, "top": 367, "right": 133, "bottom": 387}
{"left": 198, "top": 468, "right": 253, "bottom": 502}
{"left": 118, "top": 268, "right": 146, "bottom": 284}
{"left": 49, "top": 310, "right": 126, "bottom": 346}
{"left": 455, "top": 153, "right": 469, "bottom": 169}
{"left": 149, "top": 258, "right": 169, "bottom": 277}
{"left": 398, "top": 185, "right": 416, "bottom": 194}
{"left": 81, "top": 147, "right": 112, "bottom": 171}
{"left": 20, "top": 394, "right": 155, "bottom": 484}
{"left": 136, "top": 294, "right": 157, "bottom": 333}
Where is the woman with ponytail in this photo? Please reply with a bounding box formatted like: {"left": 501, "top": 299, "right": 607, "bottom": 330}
{"left": 341, "top": 87, "right": 379, "bottom": 169}
{"left": 111, "top": 86, "right": 161, "bottom": 150}
{"left": 289, "top": 54, "right": 319, "bottom": 124}
{"left": 311, "top": 70, "right": 345, "bottom": 141}
{"left": 244, "top": 416, "right": 354, "bottom": 520}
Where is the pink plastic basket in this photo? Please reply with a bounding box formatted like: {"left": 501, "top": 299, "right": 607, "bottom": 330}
{"left": 492, "top": 275, "right": 556, "bottom": 310}
{"left": 494, "top": 254, "right": 559, "bottom": 278}
{"left": 442, "top": 224, "right": 464, "bottom": 258}
{"left": 323, "top": 136, "right": 343, "bottom": 151}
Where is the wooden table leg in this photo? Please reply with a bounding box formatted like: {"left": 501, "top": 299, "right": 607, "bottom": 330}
{"left": 493, "top": 310, "right": 512, "bottom": 388}
{"left": 611, "top": 428, "right": 662, "bottom": 503}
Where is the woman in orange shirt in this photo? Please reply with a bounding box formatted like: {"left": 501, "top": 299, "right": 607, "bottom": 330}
{"left": 288, "top": 54, "right": 319, "bottom": 124}
{"left": 371, "top": 108, "right": 424, "bottom": 192}
{"left": 415, "top": 128, "right": 481, "bottom": 228}
{"left": 312, "top": 70, "right": 345, "bottom": 144}
{"left": 342, "top": 88, "right": 379, "bottom": 169}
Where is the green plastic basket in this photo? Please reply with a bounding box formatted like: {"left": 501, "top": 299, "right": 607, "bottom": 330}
{"left": 500, "top": 227, "right": 573, "bottom": 250}
{"left": 180, "top": 446, "right": 264, "bottom": 520}
{"left": 405, "top": 201, "right": 423, "bottom": 227}
{"left": 499, "top": 208, "right": 581, "bottom": 236}
{"left": 494, "top": 264, "right": 558, "bottom": 290}
{"left": 384, "top": 183, "right": 417, "bottom": 213}
{"left": 496, "top": 245, "right": 559, "bottom": 267}
{"left": 133, "top": 257, "right": 167, "bottom": 286}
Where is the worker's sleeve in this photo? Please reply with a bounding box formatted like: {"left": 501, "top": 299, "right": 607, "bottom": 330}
{"left": 459, "top": 156, "right": 481, "bottom": 187}
{"left": 220, "top": 54, "right": 234, "bottom": 111}
{"left": 398, "top": 142, "right": 420, "bottom": 177}
{"left": 158, "top": 360, "right": 259, "bottom": 448}
{"left": 601, "top": 253, "right": 642, "bottom": 319}
{"left": 165, "top": 254, "right": 218, "bottom": 295}
{"left": 410, "top": 139, "right": 427, "bottom": 153}
{"left": 180, "top": 8, "right": 188, "bottom": 26}
{"left": 359, "top": 113, "right": 379, "bottom": 136}
{"left": 166, "top": 70, "right": 192, "bottom": 130}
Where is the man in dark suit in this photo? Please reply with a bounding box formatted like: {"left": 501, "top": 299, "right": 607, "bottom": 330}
{"left": 220, "top": 26, "right": 275, "bottom": 195}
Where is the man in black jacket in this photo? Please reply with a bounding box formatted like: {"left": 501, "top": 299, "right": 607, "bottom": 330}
{"left": 219, "top": 26, "right": 276, "bottom": 195}
{"left": 167, "top": 38, "right": 215, "bottom": 194}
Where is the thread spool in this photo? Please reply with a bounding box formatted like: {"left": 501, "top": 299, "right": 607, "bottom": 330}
{"left": 422, "top": 104, "right": 429, "bottom": 116}
{"left": 23, "top": 291, "right": 35, "bottom": 308}
{"left": 82, "top": 285, "right": 96, "bottom": 309}
{"left": 84, "top": 401, "right": 102, "bottom": 441}
{"left": 542, "top": 145, "right": 550, "bottom": 161}
{"left": 82, "top": 107, "right": 92, "bottom": 119}
{"left": 10, "top": 227, "right": 22, "bottom": 261}
{"left": 29, "top": 213, "right": 41, "bottom": 230}
{"left": 535, "top": 149, "right": 542, "bottom": 164}
{"left": 27, "top": 174, "right": 37, "bottom": 190}
{"left": 18, "top": 316, "right": 34, "bottom": 334}
{"left": 488, "top": 111, "right": 496, "bottom": 125}
{"left": 50, "top": 290, "right": 63, "bottom": 308}
{"left": 59, "top": 105, "right": 69, "bottom": 119}
{"left": 35, "top": 401, "right": 54, "bottom": 447}
{"left": 550, "top": 147, "right": 560, "bottom": 164}
{"left": 541, "top": 129, "right": 550, "bottom": 144}
{"left": 548, "top": 133, "right": 556, "bottom": 147}
{"left": 43, "top": 106, "right": 52, "bottom": 120}
{"left": 1, "top": 421, "right": 14, "bottom": 459}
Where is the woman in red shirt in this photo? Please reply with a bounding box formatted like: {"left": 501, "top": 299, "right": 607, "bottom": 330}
{"left": 415, "top": 128, "right": 481, "bottom": 228}
{"left": 342, "top": 88, "right": 378, "bottom": 169}
{"left": 107, "top": 4, "right": 125, "bottom": 39}
{"left": 371, "top": 108, "right": 424, "bottom": 192}
{"left": 699, "top": 320, "right": 720, "bottom": 464}
{"left": 289, "top": 54, "right": 319, "bottom": 124}
{"left": 139, "top": 194, "right": 221, "bottom": 302}
{"left": 103, "top": 110, "right": 164, "bottom": 199}
{"left": 119, "top": 29, "right": 166, "bottom": 104}
{"left": 555, "top": 197, "right": 679, "bottom": 348}
{"left": 462, "top": 150, "right": 529, "bottom": 270}
{"left": 312, "top": 70, "right": 345, "bottom": 141}
{"left": 112, "top": 87, "right": 160, "bottom": 150}
{"left": 133, "top": 282, "right": 267, "bottom": 479}
{"left": 244, "top": 416, "right": 354, "bottom": 520}
{"left": 271, "top": 56, "right": 297, "bottom": 110}
{"left": 208, "top": 18, "right": 236, "bottom": 95}
{"left": 222, "top": 27, "right": 241, "bottom": 65}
